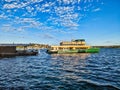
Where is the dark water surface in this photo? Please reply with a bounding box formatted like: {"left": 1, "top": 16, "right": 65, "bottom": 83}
{"left": 0, "top": 48, "right": 120, "bottom": 90}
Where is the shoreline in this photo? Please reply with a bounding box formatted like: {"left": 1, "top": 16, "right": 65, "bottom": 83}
{"left": 92, "top": 45, "right": 120, "bottom": 48}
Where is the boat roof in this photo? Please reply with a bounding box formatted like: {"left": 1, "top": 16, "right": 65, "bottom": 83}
{"left": 74, "top": 39, "right": 85, "bottom": 41}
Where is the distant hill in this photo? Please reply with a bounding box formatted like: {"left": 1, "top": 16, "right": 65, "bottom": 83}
{"left": 92, "top": 45, "right": 120, "bottom": 48}
{"left": 28, "top": 43, "right": 50, "bottom": 49}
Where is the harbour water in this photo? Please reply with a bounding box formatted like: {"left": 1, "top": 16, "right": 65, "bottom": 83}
{"left": 0, "top": 48, "right": 120, "bottom": 90}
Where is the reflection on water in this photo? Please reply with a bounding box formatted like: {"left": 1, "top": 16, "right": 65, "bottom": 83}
{"left": 50, "top": 53, "right": 91, "bottom": 81}
{"left": 51, "top": 53, "right": 90, "bottom": 60}
{"left": 0, "top": 48, "right": 120, "bottom": 90}
{"left": 51, "top": 54, "right": 90, "bottom": 74}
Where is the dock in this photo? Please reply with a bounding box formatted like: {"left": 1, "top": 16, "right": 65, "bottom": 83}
{"left": 0, "top": 44, "right": 38, "bottom": 57}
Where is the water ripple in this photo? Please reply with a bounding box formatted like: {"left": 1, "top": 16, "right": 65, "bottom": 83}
{"left": 0, "top": 48, "right": 120, "bottom": 90}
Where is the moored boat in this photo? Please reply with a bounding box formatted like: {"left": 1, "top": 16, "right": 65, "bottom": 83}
{"left": 47, "top": 39, "right": 100, "bottom": 54}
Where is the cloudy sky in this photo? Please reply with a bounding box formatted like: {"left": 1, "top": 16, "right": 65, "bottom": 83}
{"left": 0, "top": 0, "right": 120, "bottom": 45}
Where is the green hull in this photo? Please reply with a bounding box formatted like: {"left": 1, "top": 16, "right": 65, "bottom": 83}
{"left": 85, "top": 48, "right": 100, "bottom": 53}
{"left": 47, "top": 48, "right": 100, "bottom": 54}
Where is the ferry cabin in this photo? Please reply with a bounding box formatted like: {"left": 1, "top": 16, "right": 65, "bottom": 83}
{"left": 50, "top": 39, "right": 91, "bottom": 51}
{"left": 50, "top": 45, "right": 90, "bottom": 51}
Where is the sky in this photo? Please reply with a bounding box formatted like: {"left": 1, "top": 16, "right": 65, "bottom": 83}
{"left": 0, "top": 0, "right": 120, "bottom": 46}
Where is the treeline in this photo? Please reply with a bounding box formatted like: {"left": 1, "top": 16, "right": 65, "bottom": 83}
{"left": 29, "top": 43, "right": 50, "bottom": 49}
{"left": 92, "top": 45, "right": 120, "bottom": 48}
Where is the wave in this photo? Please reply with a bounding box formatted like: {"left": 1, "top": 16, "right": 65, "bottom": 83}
{"left": 76, "top": 80, "right": 120, "bottom": 90}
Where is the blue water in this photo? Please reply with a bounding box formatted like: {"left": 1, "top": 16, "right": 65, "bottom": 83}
{"left": 0, "top": 48, "right": 120, "bottom": 90}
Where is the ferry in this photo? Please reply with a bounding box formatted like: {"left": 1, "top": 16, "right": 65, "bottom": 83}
{"left": 47, "top": 39, "right": 100, "bottom": 54}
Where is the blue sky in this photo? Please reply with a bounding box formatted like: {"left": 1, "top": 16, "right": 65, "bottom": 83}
{"left": 0, "top": 0, "right": 120, "bottom": 45}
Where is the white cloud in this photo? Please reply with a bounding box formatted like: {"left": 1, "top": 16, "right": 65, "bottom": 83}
{"left": 1, "top": 24, "right": 14, "bottom": 32}
{"left": 5, "top": 0, "right": 15, "bottom": 2}
{"left": 31, "top": 0, "right": 43, "bottom": 2}
{"left": 0, "top": 14, "right": 7, "bottom": 19}
{"left": 26, "top": 6, "right": 34, "bottom": 13}
{"left": 3, "top": 2, "right": 28, "bottom": 9}
{"left": 92, "top": 8, "right": 101, "bottom": 12}
{"left": 43, "top": 33, "right": 54, "bottom": 39}
{"left": 1, "top": 24, "right": 24, "bottom": 32}
{"left": 1, "top": 0, "right": 102, "bottom": 32}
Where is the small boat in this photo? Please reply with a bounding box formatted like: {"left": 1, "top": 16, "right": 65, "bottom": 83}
{"left": 16, "top": 49, "right": 38, "bottom": 56}
{"left": 47, "top": 39, "right": 100, "bottom": 54}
